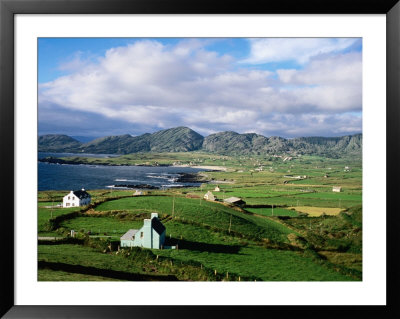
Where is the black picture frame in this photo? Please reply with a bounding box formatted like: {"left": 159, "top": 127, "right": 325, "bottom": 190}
{"left": 1, "top": 0, "right": 399, "bottom": 318}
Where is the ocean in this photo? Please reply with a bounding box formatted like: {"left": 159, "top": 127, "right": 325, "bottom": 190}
{"left": 38, "top": 152, "right": 205, "bottom": 191}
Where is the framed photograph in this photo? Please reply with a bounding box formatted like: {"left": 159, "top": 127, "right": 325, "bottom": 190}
{"left": 1, "top": 0, "right": 399, "bottom": 318}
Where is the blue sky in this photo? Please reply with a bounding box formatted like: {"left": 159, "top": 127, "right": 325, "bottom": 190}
{"left": 38, "top": 38, "right": 362, "bottom": 139}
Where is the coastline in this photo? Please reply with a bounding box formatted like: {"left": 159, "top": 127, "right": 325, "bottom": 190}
{"left": 39, "top": 157, "right": 227, "bottom": 171}
{"left": 172, "top": 164, "right": 227, "bottom": 171}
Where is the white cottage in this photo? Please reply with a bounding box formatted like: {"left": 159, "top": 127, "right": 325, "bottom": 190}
{"left": 204, "top": 191, "right": 216, "bottom": 201}
{"left": 332, "top": 186, "right": 342, "bottom": 192}
{"left": 63, "top": 189, "right": 91, "bottom": 208}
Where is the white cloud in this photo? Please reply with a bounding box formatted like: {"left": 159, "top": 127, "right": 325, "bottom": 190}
{"left": 241, "top": 38, "right": 359, "bottom": 65}
{"left": 39, "top": 39, "right": 362, "bottom": 138}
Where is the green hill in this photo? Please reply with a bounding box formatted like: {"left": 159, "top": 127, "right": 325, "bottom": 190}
{"left": 149, "top": 127, "right": 204, "bottom": 152}
{"left": 38, "top": 134, "right": 82, "bottom": 152}
{"left": 203, "top": 131, "right": 361, "bottom": 157}
{"left": 38, "top": 127, "right": 362, "bottom": 157}
{"left": 80, "top": 134, "right": 151, "bottom": 154}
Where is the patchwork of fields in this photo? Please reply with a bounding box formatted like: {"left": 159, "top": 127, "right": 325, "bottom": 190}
{"left": 38, "top": 154, "right": 362, "bottom": 281}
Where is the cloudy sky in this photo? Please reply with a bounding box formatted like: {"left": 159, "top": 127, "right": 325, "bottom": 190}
{"left": 38, "top": 37, "right": 362, "bottom": 139}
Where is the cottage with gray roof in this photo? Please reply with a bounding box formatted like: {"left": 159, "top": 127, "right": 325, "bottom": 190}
{"left": 120, "top": 213, "right": 166, "bottom": 249}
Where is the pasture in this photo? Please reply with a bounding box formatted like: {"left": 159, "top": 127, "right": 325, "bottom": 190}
{"left": 288, "top": 206, "right": 343, "bottom": 217}
{"left": 38, "top": 153, "right": 362, "bottom": 281}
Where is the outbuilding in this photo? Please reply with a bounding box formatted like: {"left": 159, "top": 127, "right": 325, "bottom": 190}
{"left": 120, "top": 213, "right": 166, "bottom": 249}
{"left": 224, "top": 197, "right": 246, "bottom": 207}
{"left": 62, "top": 189, "right": 91, "bottom": 208}
{"left": 332, "top": 186, "right": 342, "bottom": 192}
{"left": 204, "top": 191, "right": 216, "bottom": 201}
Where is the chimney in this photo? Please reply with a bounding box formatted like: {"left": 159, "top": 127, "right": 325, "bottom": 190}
{"left": 143, "top": 219, "right": 151, "bottom": 226}
{"left": 151, "top": 213, "right": 158, "bottom": 219}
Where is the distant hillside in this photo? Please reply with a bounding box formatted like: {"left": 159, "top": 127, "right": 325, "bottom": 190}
{"left": 70, "top": 136, "right": 98, "bottom": 143}
{"left": 79, "top": 127, "right": 204, "bottom": 154}
{"left": 38, "top": 134, "right": 82, "bottom": 152}
{"left": 38, "top": 127, "right": 362, "bottom": 157}
{"left": 203, "top": 131, "right": 362, "bottom": 157}
{"left": 202, "top": 132, "right": 290, "bottom": 154}
{"left": 149, "top": 127, "right": 204, "bottom": 152}
{"left": 80, "top": 134, "right": 151, "bottom": 154}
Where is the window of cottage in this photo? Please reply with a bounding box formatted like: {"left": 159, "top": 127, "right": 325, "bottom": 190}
{"left": 140, "top": 232, "right": 144, "bottom": 238}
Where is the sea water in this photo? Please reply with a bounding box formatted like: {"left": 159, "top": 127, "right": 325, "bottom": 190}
{"left": 38, "top": 152, "right": 205, "bottom": 191}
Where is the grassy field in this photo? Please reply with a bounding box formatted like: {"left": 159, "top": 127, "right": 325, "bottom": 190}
{"left": 246, "top": 207, "right": 299, "bottom": 217}
{"left": 60, "top": 216, "right": 144, "bottom": 237}
{"left": 38, "top": 153, "right": 362, "bottom": 281}
{"left": 38, "top": 268, "right": 123, "bottom": 281}
{"left": 94, "top": 196, "right": 293, "bottom": 242}
{"left": 288, "top": 206, "right": 343, "bottom": 217}
{"left": 38, "top": 205, "right": 81, "bottom": 233}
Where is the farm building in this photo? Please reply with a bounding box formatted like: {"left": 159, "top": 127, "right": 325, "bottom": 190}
{"left": 204, "top": 191, "right": 216, "bottom": 201}
{"left": 62, "top": 189, "right": 91, "bottom": 208}
{"left": 332, "top": 186, "right": 342, "bottom": 192}
{"left": 214, "top": 186, "right": 221, "bottom": 192}
{"left": 224, "top": 197, "right": 246, "bottom": 207}
{"left": 120, "top": 213, "right": 166, "bottom": 249}
{"left": 133, "top": 190, "right": 143, "bottom": 196}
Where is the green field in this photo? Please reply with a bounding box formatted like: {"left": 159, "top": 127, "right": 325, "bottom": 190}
{"left": 60, "top": 216, "right": 144, "bottom": 237}
{"left": 94, "top": 196, "right": 293, "bottom": 242}
{"left": 246, "top": 207, "right": 299, "bottom": 217}
{"left": 38, "top": 154, "right": 362, "bottom": 281}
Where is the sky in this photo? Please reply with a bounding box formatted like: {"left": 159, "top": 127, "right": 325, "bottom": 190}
{"left": 38, "top": 37, "right": 362, "bottom": 139}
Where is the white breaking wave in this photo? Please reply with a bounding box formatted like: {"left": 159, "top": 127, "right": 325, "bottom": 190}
{"left": 147, "top": 175, "right": 169, "bottom": 179}
{"left": 106, "top": 185, "right": 130, "bottom": 189}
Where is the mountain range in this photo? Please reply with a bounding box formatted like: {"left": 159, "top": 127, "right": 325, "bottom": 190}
{"left": 38, "top": 126, "right": 362, "bottom": 157}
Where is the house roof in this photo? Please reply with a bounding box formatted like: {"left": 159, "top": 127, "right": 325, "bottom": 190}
{"left": 73, "top": 190, "right": 91, "bottom": 199}
{"left": 224, "top": 197, "right": 245, "bottom": 204}
{"left": 151, "top": 217, "right": 166, "bottom": 235}
{"left": 121, "top": 229, "right": 139, "bottom": 240}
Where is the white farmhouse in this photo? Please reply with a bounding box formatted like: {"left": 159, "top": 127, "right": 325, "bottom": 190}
{"left": 204, "top": 191, "right": 216, "bottom": 201}
{"left": 332, "top": 186, "right": 342, "bottom": 193}
{"left": 63, "top": 189, "right": 91, "bottom": 208}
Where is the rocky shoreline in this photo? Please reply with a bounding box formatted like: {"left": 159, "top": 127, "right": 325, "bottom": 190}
{"left": 38, "top": 157, "right": 155, "bottom": 167}
{"left": 112, "top": 184, "right": 160, "bottom": 189}
{"left": 39, "top": 157, "right": 209, "bottom": 188}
